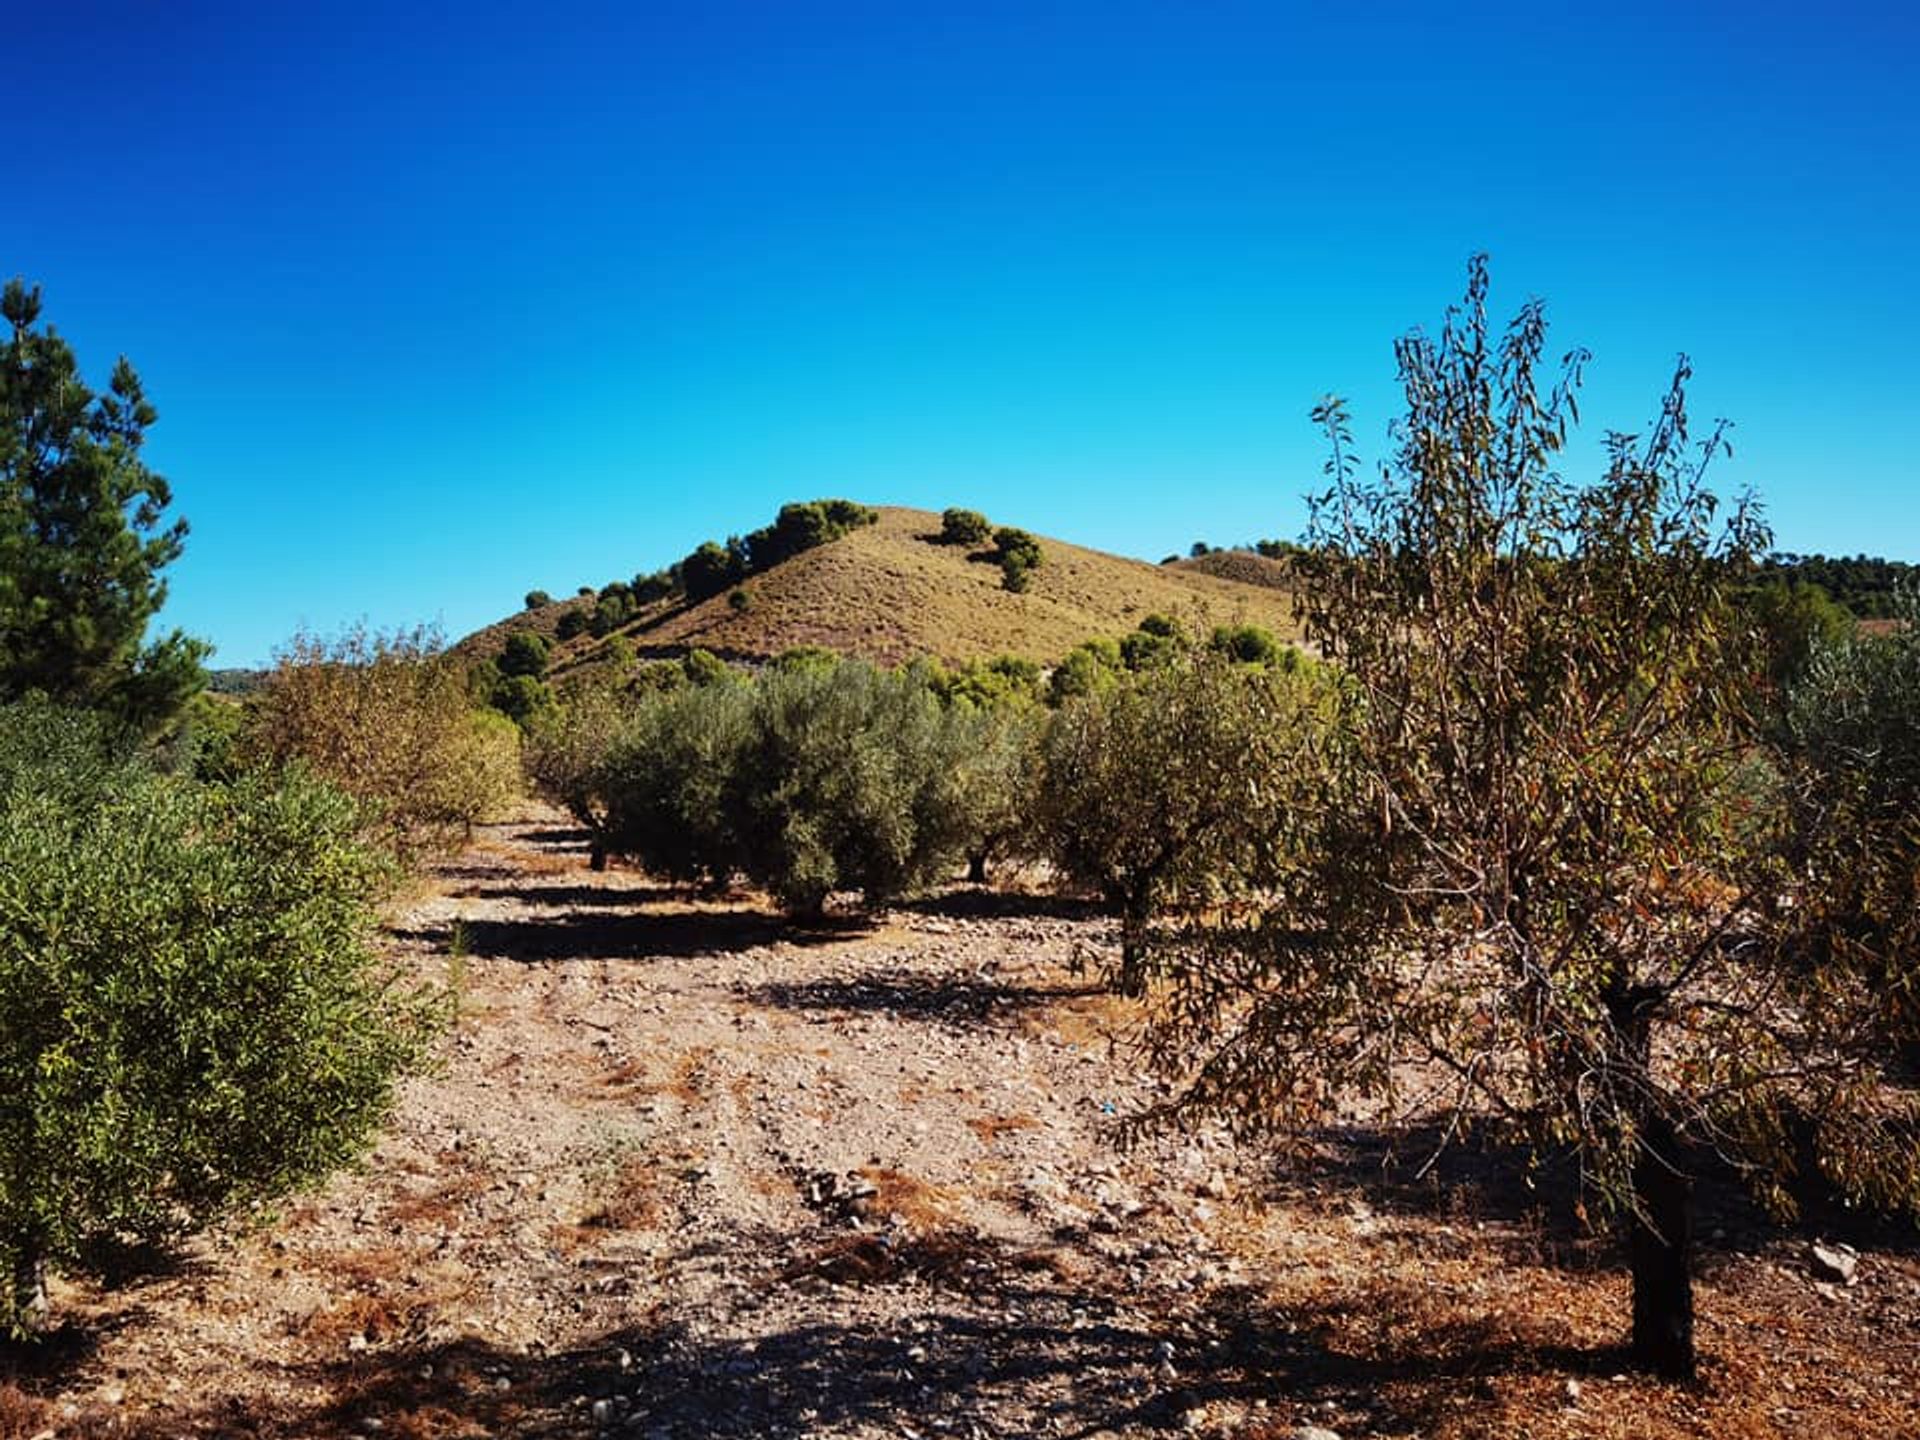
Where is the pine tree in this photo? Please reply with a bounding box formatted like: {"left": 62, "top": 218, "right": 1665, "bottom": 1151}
{"left": 0, "top": 279, "right": 206, "bottom": 728}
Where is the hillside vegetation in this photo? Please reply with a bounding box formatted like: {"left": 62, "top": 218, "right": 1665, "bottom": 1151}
{"left": 462, "top": 506, "right": 1301, "bottom": 672}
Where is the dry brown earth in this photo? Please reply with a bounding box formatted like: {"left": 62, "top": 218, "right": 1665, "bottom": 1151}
{"left": 5, "top": 810, "right": 1917, "bottom": 1438}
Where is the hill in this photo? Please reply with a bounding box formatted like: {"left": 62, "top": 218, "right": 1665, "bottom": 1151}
{"left": 1167, "top": 548, "right": 1293, "bottom": 590}
{"left": 461, "top": 506, "right": 1302, "bottom": 672}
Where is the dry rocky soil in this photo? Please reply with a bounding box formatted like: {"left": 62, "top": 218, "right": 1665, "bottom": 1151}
{"left": 5, "top": 808, "right": 1919, "bottom": 1439}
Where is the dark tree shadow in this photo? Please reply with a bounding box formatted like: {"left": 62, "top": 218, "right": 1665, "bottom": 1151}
{"left": 897, "top": 889, "right": 1108, "bottom": 923}
{"left": 395, "top": 909, "right": 873, "bottom": 964}
{"left": 745, "top": 968, "right": 1103, "bottom": 1030}
{"left": 455, "top": 883, "right": 682, "bottom": 909}
{"left": 519, "top": 826, "right": 594, "bottom": 849}
{"left": 1277, "top": 1119, "right": 1920, "bottom": 1281}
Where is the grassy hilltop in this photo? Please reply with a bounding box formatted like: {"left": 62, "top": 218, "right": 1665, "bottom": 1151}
{"left": 462, "top": 504, "right": 1301, "bottom": 671}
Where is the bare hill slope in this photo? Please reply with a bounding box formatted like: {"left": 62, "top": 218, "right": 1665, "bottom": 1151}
{"left": 467, "top": 506, "right": 1302, "bottom": 671}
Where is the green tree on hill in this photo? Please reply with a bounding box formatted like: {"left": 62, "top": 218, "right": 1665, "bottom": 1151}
{"left": 937, "top": 507, "right": 993, "bottom": 547}
{"left": 0, "top": 279, "right": 206, "bottom": 729}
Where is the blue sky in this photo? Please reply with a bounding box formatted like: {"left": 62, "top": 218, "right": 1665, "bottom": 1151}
{"left": 9, "top": 1, "right": 1916, "bottom": 666}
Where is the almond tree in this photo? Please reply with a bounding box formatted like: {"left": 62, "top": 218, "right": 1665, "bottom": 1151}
{"left": 1144, "top": 258, "right": 1920, "bottom": 1377}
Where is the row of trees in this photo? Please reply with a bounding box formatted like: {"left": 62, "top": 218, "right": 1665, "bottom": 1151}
{"left": 529, "top": 655, "right": 1039, "bottom": 909}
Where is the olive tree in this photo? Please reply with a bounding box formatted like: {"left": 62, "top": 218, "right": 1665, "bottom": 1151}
{"left": 0, "top": 704, "right": 436, "bottom": 1336}
{"left": 1144, "top": 259, "right": 1919, "bottom": 1377}
{"left": 1038, "top": 649, "right": 1336, "bottom": 995}
{"left": 1779, "top": 590, "right": 1920, "bottom": 1055}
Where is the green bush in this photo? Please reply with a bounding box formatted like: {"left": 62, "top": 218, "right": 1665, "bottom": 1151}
{"left": 524, "top": 589, "right": 553, "bottom": 610}
{"left": 1121, "top": 613, "right": 1185, "bottom": 670}
{"left": 555, "top": 609, "right": 590, "bottom": 642}
{"left": 935, "top": 699, "right": 1043, "bottom": 883}
{"left": 493, "top": 672, "right": 556, "bottom": 729}
{"left": 600, "top": 681, "right": 756, "bottom": 890}
{"left": 1780, "top": 594, "right": 1920, "bottom": 1046}
{"left": 1047, "top": 637, "right": 1124, "bottom": 704}
{"left": 1208, "top": 623, "right": 1286, "bottom": 667}
{"left": 773, "top": 645, "right": 842, "bottom": 674}
{"left": 922, "top": 654, "right": 1043, "bottom": 710}
{"left": 632, "top": 569, "right": 678, "bottom": 605}
{"left": 938, "top": 508, "right": 993, "bottom": 547}
{"left": 682, "top": 539, "right": 749, "bottom": 603}
{"left": 731, "top": 662, "right": 976, "bottom": 912}
{"left": 589, "top": 586, "right": 636, "bottom": 637}
{"left": 597, "top": 659, "right": 1010, "bottom": 913}
{"left": 0, "top": 704, "right": 437, "bottom": 1336}
{"left": 743, "top": 499, "right": 879, "bottom": 571}
{"left": 728, "top": 587, "right": 754, "bottom": 613}
{"left": 682, "top": 648, "right": 735, "bottom": 687}
{"left": 993, "top": 527, "right": 1044, "bottom": 592}
{"left": 499, "top": 630, "right": 551, "bottom": 679}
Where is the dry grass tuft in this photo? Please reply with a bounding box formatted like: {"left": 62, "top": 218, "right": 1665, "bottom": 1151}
{"left": 966, "top": 1112, "right": 1042, "bottom": 1144}
{"left": 0, "top": 1383, "right": 50, "bottom": 1440}
{"left": 850, "top": 1167, "right": 964, "bottom": 1232}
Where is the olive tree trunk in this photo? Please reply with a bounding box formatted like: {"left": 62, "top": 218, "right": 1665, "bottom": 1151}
{"left": 8, "top": 1245, "right": 49, "bottom": 1337}
{"left": 1610, "top": 986, "right": 1696, "bottom": 1379}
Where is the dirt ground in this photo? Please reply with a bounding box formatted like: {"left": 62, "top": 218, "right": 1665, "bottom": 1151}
{"left": 5, "top": 809, "right": 1918, "bottom": 1439}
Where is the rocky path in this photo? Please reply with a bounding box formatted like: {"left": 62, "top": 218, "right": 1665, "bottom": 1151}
{"left": 11, "top": 809, "right": 1919, "bottom": 1439}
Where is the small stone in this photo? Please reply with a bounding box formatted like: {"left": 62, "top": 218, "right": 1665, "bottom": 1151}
{"left": 1295, "top": 1428, "right": 1343, "bottom": 1440}
{"left": 1809, "top": 1241, "right": 1859, "bottom": 1286}
{"left": 1563, "top": 1377, "right": 1582, "bottom": 1405}
{"left": 592, "top": 1398, "right": 615, "bottom": 1426}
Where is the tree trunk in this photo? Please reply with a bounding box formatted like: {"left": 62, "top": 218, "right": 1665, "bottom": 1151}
{"left": 1609, "top": 984, "right": 1696, "bottom": 1379}
{"left": 966, "top": 850, "right": 989, "bottom": 885}
{"left": 1116, "top": 900, "right": 1149, "bottom": 998}
{"left": 1628, "top": 1109, "right": 1695, "bottom": 1377}
{"left": 588, "top": 842, "right": 607, "bottom": 872}
{"left": 8, "top": 1245, "right": 48, "bottom": 1337}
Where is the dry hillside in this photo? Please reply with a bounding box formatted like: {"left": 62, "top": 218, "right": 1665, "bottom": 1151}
{"left": 1170, "top": 549, "right": 1294, "bottom": 591}
{"left": 463, "top": 507, "right": 1301, "bottom": 672}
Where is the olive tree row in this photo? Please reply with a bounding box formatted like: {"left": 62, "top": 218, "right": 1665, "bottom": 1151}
{"left": 532, "top": 659, "right": 1039, "bottom": 914}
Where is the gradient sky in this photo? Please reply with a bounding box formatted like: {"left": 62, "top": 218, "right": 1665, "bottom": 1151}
{"left": 9, "top": 0, "right": 1916, "bottom": 666}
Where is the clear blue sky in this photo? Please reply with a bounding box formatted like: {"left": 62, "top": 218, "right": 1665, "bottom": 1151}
{"left": 10, "top": 1, "right": 1916, "bottom": 666}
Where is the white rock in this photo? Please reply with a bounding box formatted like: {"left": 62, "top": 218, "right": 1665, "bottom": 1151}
{"left": 1810, "top": 1241, "right": 1859, "bottom": 1285}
